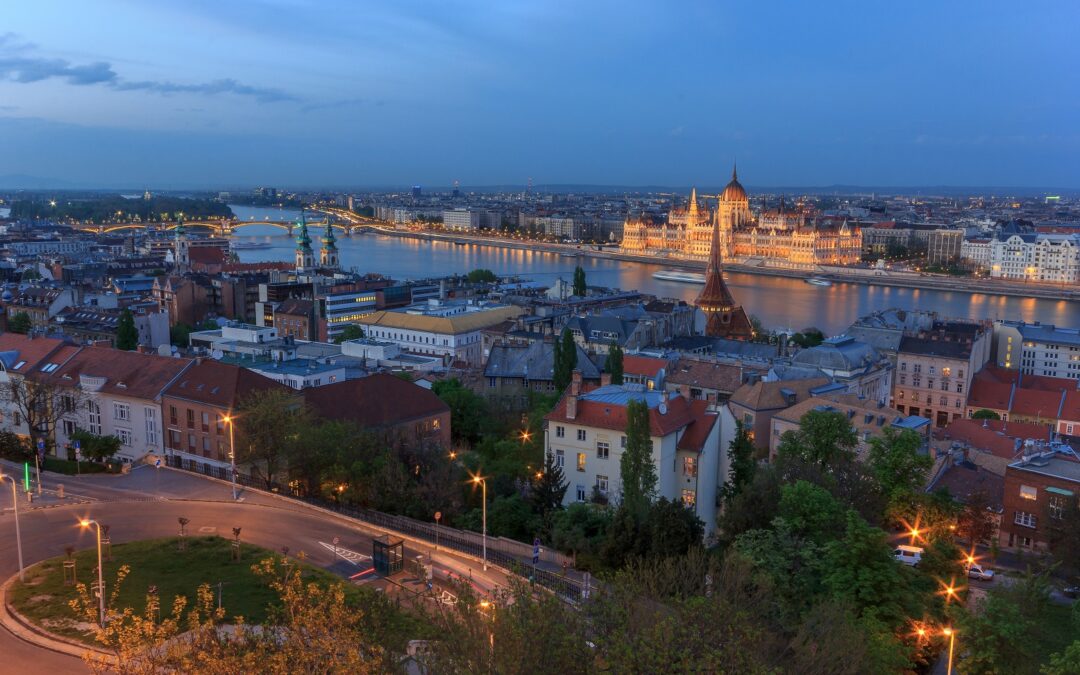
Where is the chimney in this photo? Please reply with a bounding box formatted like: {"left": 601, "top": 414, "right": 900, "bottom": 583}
{"left": 571, "top": 369, "right": 582, "bottom": 396}
{"left": 600, "top": 372, "right": 612, "bottom": 386}
{"left": 567, "top": 394, "right": 577, "bottom": 420}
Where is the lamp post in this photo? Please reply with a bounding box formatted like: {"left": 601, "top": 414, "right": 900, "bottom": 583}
{"left": 943, "top": 627, "right": 957, "bottom": 675}
{"left": 472, "top": 475, "right": 487, "bottom": 571}
{"left": 223, "top": 414, "right": 238, "bottom": 501}
{"left": 1, "top": 473, "right": 24, "bottom": 581}
{"left": 79, "top": 518, "right": 106, "bottom": 625}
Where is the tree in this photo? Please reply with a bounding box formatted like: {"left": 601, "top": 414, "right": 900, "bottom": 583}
{"left": 531, "top": 451, "right": 568, "bottom": 529}
{"left": 332, "top": 324, "right": 364, "bottom": 344}
{"left": 776, "top": 409, "right": 858, "bottom": 469}
{"left": 646, "top": 497, "right": 704, "bottom": 557}
{"left": 620, "top": 398, "right": 656, "bottom": 517}
{"left": 1044, "top": 494, "right": 1080, "bottom": 582}
{"left": 604, "top": 342, "right": 624, "bottom": 385}
{"left": 956, "top": 490, "right": 998, "bottom": 547}
{"left": 1044, "top": 641, "right": 1080, "bottom": 675}
{"left": 552, "top": 329, "right": 577, "bottom": 393}
{"left": 866, "top": 427, "right": 932, "bottom": 499}
{"left": 432, "top": 378, "right": 490, "bottom": 447}
{"left": 115, "top": 309, "right": 138, "bottom": 350}
{"left": 571, "top": 265, "right": 587, "bottom": 296}
{"left": 551, "top": 502, "right": 610, "bottom": 566}
{"left": 236, "top": 388, "right": 308, "bottom": 486}
{"left": 971, "top": 408, "right": 1001, "bottom": 420}
{"left": 954, "top": 570, "right": 1056, "bottom": 675}
{"left": 7, "top": 311, "right": 32, "bottom": 334}
{"left": 790, "top": 327, "right": 825, "bottom": 348}
{"left": 466, "top": 268, "right": 497, "bottom": 284}
{"left": 0, "top": 377, "right": 84, "bottom": 457}
{"left": 720, "top": 421, "right": 756, "bottom": 506}
{"left": 69, "top": 430, "right": 122, "bottom": 462}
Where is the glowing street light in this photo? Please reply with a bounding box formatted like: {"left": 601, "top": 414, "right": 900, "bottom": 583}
{"left": 471, "top": 473, "right": 488, "bottom": 571}
{"left": 79, "top": 518, "right": 106, "bottom": 625}
{"left": 223, "top": 413, "right": 238, "bottom": 501}
{"left": 0, "top": 472, "right": 24, "bottom": 581}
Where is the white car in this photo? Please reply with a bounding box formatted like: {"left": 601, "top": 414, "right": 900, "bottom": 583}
{"left": 894, "top": 545, "right": 924, "bottom": 567}
{"left": 967, "top": 564, "right": 995, "bottom": 581}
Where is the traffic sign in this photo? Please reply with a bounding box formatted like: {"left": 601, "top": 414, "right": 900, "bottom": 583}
{"left": 333, "top": 536, "right": 340, "bottom": 546}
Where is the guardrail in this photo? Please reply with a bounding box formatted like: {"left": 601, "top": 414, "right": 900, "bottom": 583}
{"left": 166, "top": 456, "right": 592, "bottom": 601}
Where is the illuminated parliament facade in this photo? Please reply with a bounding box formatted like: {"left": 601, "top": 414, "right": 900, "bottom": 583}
{"left": 621, "top": 166, "right": 862, "bottom": 267}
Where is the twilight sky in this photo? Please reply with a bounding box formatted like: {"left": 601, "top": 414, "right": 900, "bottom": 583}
{"left": 1, "top": 1, "right": 1078, "bottom": 189}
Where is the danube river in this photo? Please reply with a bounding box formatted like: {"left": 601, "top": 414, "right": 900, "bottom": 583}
{"left": 228, "top": 205, "right": 1077, "bottom": 335}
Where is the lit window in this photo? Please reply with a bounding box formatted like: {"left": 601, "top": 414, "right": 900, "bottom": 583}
{"left": 1019, "top": 485, "right": 1037, "bottom": 501}
{"left": 681, "top": 489, "right": 696, "bottom": 507}
{"left": 577, "top": 453, "right": 586, "bottom": 472}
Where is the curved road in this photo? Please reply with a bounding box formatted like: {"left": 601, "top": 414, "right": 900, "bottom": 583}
{"left": 0, "top": 467, "right": 506, "bottom": 672}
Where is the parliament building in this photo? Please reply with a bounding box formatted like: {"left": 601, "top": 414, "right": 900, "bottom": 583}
{"left": 621, "top": 166, "right": 862, "bottom": 267}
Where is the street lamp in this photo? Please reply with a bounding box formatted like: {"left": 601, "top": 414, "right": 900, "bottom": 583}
{"left": 0, "top": 472, "right": 24, "bottom": 581}
{"left": 223, "top": 414, "right": 238, "bottom": 501}
{"left": 943, "top": 627, "right": 957, "bottom": 675}
{"left": 79, "top": 518, "right": 106, "bottom": 625}
{"left": 472, "top": 474, "right": 487, "bottom": 571}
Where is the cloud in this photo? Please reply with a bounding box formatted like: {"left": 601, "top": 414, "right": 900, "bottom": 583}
{"left": 0, "top": 35, "right": 296, "bottom": 103}
{"left": 115, "top": 78, "right": 296, "bottom": 103}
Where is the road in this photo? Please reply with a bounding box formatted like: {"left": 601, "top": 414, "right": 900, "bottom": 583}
{"left": 0, "top": 464, "right": 508, "bottom": 673}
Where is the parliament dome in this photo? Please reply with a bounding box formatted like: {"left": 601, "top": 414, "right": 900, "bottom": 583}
{"left": 720, "top": 164, "right": 747, "bottom": 202}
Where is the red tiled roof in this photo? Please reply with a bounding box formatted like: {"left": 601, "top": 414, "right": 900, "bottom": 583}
{"left": 676, "top": 400, "right": 717, "bottom": 452}
{"left": 163, "top": 359, "right": 288, "bottom": 410}
{"left": 189, "top": 247, "right": 227, "bottom": 265}
{"left": 623, "top": 355, "right": 667, "bottom": 379}
{"left": 47, "top": 346, "right": 193, "bottom": 400}
{"left": 0, "top": 334, "right": 69, "bottom": 373}
{"left": 545, "top": 385, "right": 698, "bottom": 438}
{"left": 941, "top": 418, "right": 1051, "bottom": 459}
{"left": 305, "top": 373, "right": 450, "bottom": 427}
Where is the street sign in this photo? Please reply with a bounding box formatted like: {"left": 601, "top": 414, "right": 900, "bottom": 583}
{"left": 434, "top": 511, "right": 442, "bottom": 522}
{"left": 37, "top": 439, "right": 45, "bottom": 459}
{"left": 155, "top": 458, "right": 161, "bottom": 468}
{"left": 333, "top": 536, "right": 340, "bottom": 546}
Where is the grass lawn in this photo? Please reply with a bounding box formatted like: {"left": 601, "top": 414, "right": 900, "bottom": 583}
{"left": 8, "top": 536, "right": 420, "bottom": 647}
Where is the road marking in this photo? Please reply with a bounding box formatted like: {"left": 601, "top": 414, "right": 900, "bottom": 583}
{"left": 198, "top": 526, "right": 216, "bottom": 533}
{"left": 318, "top": 540, "right": 371, "bottom": 565}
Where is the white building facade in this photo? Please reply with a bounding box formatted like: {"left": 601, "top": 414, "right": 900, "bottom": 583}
{"left": 990, "top": 233, "right": 1080, "bottom": 283}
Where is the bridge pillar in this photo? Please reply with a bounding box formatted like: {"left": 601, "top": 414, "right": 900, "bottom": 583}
{"left": 97, "top": 225, "right": 105, "bottom": 235}
{"left": 287, "top": 224, "right": 294, "bottom": 237}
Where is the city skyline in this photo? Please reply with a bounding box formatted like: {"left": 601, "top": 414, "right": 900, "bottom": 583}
{"left": 1, "top": 1, "right": 1078, "bottom": 189}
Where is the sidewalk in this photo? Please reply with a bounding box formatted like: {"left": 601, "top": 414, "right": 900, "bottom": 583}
{"left": 0, "top": 568, "right": 111, "bottom": 661}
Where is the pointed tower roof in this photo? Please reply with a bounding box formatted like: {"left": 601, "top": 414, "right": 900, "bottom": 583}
{"left": 688, "top": 187, "right": 699, "bottom": 216}
{"left": 296, "top": 209, "right": 312, "bottom": 252}
{"left": 322, "top": 219, "right": 337, "bottom": 250}
{"left": 697, "top": 217, "right": 737, "bottom": 310}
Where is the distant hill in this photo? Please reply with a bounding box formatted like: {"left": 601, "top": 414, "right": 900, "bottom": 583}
{"left": 0, "top": 174, "right": 80, "bottom": 190}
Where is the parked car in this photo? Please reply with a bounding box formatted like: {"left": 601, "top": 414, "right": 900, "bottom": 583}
{"left": 1063, "top": 586, "right": 1080, "bottom": 599}
{"left": 967, "top": 564, "right": 995, "bottom": 581}
{"left": 894, "top": 545, "right": 924, "bottom": 567}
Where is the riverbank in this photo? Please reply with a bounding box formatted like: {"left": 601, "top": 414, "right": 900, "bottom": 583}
{"left": 356, "top": 223, "right": 1079, "bottom": 302}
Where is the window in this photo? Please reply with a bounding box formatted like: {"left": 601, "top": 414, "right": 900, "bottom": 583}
{"left": 576, "top": 453, "right": 586, "bottom": 472}
{"left": 202, "top": 436, "right": 211, "bottom": 454}
{"left": 620, "top": 436, "right": 627, "bottom": 448}
{"left": 913, "top": 364, "right": 922, "bottom": 374}
{"left": 62, "top": 419, "right": 77, "bottom": 436}
{"left": 145, "top": 407, "right": 158, "bottom": 446}
{"left": 186, "top": 408, "right": 195, "bottom": 429}
{"left": 929, "top": 366, "right": 936, "bottom": 376}
{"left": 942, "top": 367, "right": 951, "bottom": 377}
{"left": 683, "top": 456, "right": 697, "bottom": 477}
{"left": 577, "top": 429, "right": 586, "bottom": 441}
{"left": 113, "top": 402, "right": 130, "bottom": 421}
{"left": 1014, "top": 511, "right": 1036, "bottom": 528}
{"left": 1049, "top": 495, "right": 1066, "bottom": 520}
{"left": 168, "top": 429, "right": 181, "bottom": 449}
{"left": 958, "top": 369, "right": 964, "bottom": 379}
{"left": 116, "top": 428, "right": 132, "bottom": 446}
{"left": 169, "top": 405, "right": 178, "bottom": 426}
{"left": 956, "top": 383, "right": 964, "bottom": 394}
{"left": 87, "top": 401, "right": 102, "bottom": 435}
{"left": 555, "top": 425, "right": 565, "bottom": 438}
{"left": 900, "top": 361, "right": 907, "bottom": 372}
{"left": 576, "top": 485, "right": 587, "bottom": 502}
{"left": 188, "top": 433, "right": 197, "bottom": 452}
{"left": 596, "top": 442, "right": 609, "bottom": 459}
{"left": 60, "top": 394, "right": 76, "bottom": 413}
{"left": 681, "top": 489, "right": 696, "bottom": 508}
{"left": 899, "top": 375, "right": 906, "bottom": 386}
{"left": 742, "top": 413, "right": 753, "bottom": 427}
{"left": 555, "top": 449, "right": 565, "bottom": 468}
{"left": 941, "top": 380, "right": 949, "bottom": 391}
{"left": 955, "top": 399, "right": 962, "bottom": 409}
{"left": 912, "top": 376, "right": 921, "bottom": 388}
{"left": 201, "top": 412, "right": 210, "bottom": 433}
{"left": 595, "top": 475, "right": 608, "bottom": 494}
{"left": 1019, "top": 485, "right": 1037, "bottom": 500}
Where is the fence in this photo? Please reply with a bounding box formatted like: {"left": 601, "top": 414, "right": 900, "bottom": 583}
{"left": 166, "top": 456, "right": 590, "bottom": 602}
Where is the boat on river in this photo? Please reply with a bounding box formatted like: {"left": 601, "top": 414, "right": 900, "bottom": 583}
{"left": 653, "top": 270, "right": 706, "bottom": 284}
{"left": 805, "top": 276, "right": 833, "bottom": 287}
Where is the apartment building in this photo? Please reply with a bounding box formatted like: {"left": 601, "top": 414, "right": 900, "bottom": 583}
{"left": 993, "top": 320, "right": 1080, "bottom": 381}
{"left": 544, "top": 372, "right": 734, "bottom": 537}
{"left": 999, "top": 443, "right": 1080, "bottom": 551}
{"left": 892, "top": 321, "right": 991, "bottom": 428}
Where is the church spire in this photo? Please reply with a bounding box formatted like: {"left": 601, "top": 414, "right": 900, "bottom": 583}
{"left": 732, "top": 160, "right": 738, "bottom": 182}
{"left": 320, "top": 218, "right": 339, "bottom": 269}
{"left": 696, "top": 211, "right": 753, "bottom": 339}
{"left": 688, "top": 187, "right": 699, "bottom": 217}
{"left": 295, "top": 209, "right": 314, "bottom": 272}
